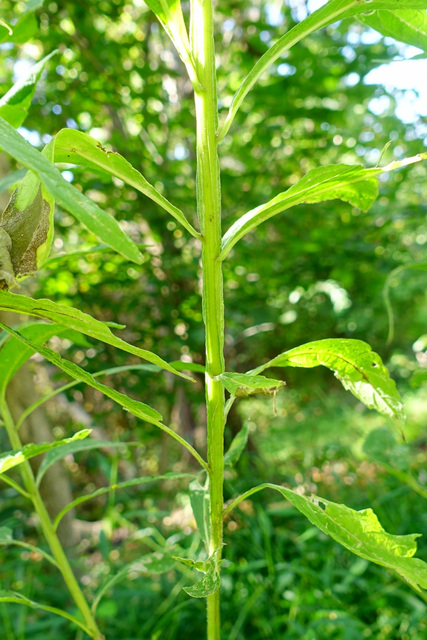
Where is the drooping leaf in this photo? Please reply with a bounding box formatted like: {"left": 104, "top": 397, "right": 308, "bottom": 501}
{"left": 0, "top": 322, "right": 75, "bottom": 396}
{"left": 0, "top": 321, "right": 163, "bottom": 427}
{"left": 144, "top": 0, "right": 200, "bottom": 88}
{"left": 224, "top": 422, "right": 250, "bottom": 469}
{"left": 183, "top": 547, "right": 222, "bottom": 598}
{"left": 0, "top": 291, "right": 193, "bottom": 380}
{"left": 227, "top": 484, "right": 427, "bottom": 593}
{"left": 0, "top": 430, "right": 91, "bottom": 475}
{"left": 53, "top": 129, "right": 200, "bottom": 238}
{"left": 383, "top": 262, "right": 427, "bottom": 344}
{"left": 360, "top": 10, "right": 427, "bottom": 51}
{"left": 0, "top": 117, "right": 143, "bottom": 264}
{"left": 0, "top": 51, "right": 57, "bottom": 128}
{"left": 0, "top": 591, "right": 91, "bottom": 635}
{"left": 189, "top": 478, "right": 210, "bottom": 551}
{"left": 220, "top": 372, "right": 284, "bottom": 398}
{"left": 53, "top": 472, "right": 193, "bottom": 530}
{"left": 220, "top": 156, "right": 427, "bottom": 259}
{"left": 218, "top": 0, "right": 427, "bottom": 140}
{"left": 0, "top": 527, "right": 58, "bottom": 567}
{"left": 251, "top": 339, "right": 404, "bottom": 421}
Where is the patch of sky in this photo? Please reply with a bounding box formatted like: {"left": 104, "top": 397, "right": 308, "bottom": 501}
{"left": 277, "top": 63, "right": 296, "bottom": 77}
{"left": 174, "top": 144, "right": 189, "bottom": 161}
{"left": 61, "top": 170, "right": 74, "bottom": 183}
{"left": 17, "top": 127, "right": 41, "bottom": 146}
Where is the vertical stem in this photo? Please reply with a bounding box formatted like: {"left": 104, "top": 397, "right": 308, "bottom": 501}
{"left": 191, "top": 1, "right": 224, "bottom": 639}
{"left": 0, "top": 399, "right": 103, "bottom": 640}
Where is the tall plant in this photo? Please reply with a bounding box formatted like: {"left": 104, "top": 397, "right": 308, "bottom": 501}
{"left": 1, "top": 1, "right": 427, "bottom": 638}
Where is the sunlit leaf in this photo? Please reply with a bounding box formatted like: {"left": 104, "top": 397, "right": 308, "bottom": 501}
{"left": 0, "top": 430, "right": 91, "bottom": 475}
{"left": 251, "top": 339, "right": 404, "bottom": 421}
{"left": 0, "top": 117, "right": 143, "bottom": 264}
{"left": 221, "top": 372, "right": 284, "bottom": 398}
{"left": 220, "top": 156, "right": 427, "bottom": 259}
{"left": 218, "top": 0, "right": 427, "bottom": 140}
{"left": 360, "top": 10, "right": 427, "bottom": 51}
{"left": 0, "top": 51, "right": 57, "bottom": 128}
{"left": 53, "top": 129, "right": 200, "bottom": 238}
{"left": 227, "top": 484, "right": 427, "bottom": 593}
{"left": 0, "top": 292, "right": 193, "bottom": 380}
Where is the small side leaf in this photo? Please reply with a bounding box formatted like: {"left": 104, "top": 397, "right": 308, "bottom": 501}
{"left": 189, "top": 478, "right": 210, "bottom": 551}
{"left": 220, "top": 372, "right": 284, "bottom": 398}
{"left": 0, "top": 292, "right": 193, "bottom": 380}
{"left": 0, "top": 430, "right": 91, "bottom": 475}
{"left": 224, "top": 422, "right": 250, "bottom": 469}
{"left": 252, "top": 338, "right": 404, "bottom": 421}
{"left": 0, "top": 117, "right": 143, "bottom": 265}
{"left": 0, "top": 51, "right": 57, "bottom": 128}
{"left": 183, "top": 547, "right": 222, "bottom": 598}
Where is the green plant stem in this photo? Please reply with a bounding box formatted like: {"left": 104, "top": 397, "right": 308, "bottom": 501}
{"left": 191, "top": 1, "right": 224, "bottom": 638}
{"left": 0, "top": 399, "right": 103, "bottom": 640}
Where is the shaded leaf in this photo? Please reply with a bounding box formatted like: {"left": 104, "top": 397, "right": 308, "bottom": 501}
{"left": 224, "top": 422, "right": 249, "bottom": 469}
{"left": 252, "top": 339, "right": 403, "bottom": 421}
{"left": 54, "top": 472, "right": 193, "bottom": 530}
{"left": 0, "top": 292, "right": 192, "bottom": 380}
{"left": 53, "top": 129, "right": 200, "bottom": 238}
{"left": 221, "top": 372, "right": 284, "bottom": 398}
{"left": 0, "top": 117, "right": 143, "bottom": 264}
{"left": 0, "top": 430, "right": 91, "bottom": 475}
{"left": 0, "top": 527, "right": 58, "bottom": 567}
{"left": 183, "top": 547, "right": 222, "bottom": 598}
{"left": 0, "top": 51, "right": 57, "bottom": 128}
{"left": 0, "top": 170, "right": 27, "bottom": 194}
{"left": 189, "top": 478, "right": 210, "bottom": 551}
{"left": 383, "top": 262, "right": 427, "bottom": 344}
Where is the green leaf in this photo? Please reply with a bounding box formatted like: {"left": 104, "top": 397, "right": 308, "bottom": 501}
{"left": 360, "top": 10, "right": 427, "bottom": 51}
{"left": 383, "top": 262, "right": 427, "bottom": 344}
{"left": 92, "top": 551, "right": 177, "bottom": 614}
{"left": 0, "top": 51, "right": 57, "bottom": 128}
{"left": 224, "top": 422, "right": 249, "bottom": 469}
{"left": 189, "top": 478, "right": 210, "bottom": 551}
{"left": 183, "top": 547, "right": 222, "bottom": 598}
{"left": 53, "top": 472, "right": 193, "bottom": 530}
{"left": 53, "top": 129, "right": 200, "bottom": 239}
{"left": 220, "top": 372, "right": 284, "bottom": 398}
{"left": 218, "top": 0, "right": 427, "bottom": 140}
{"left": 0, "top": 291, "right": 193, "bottom": 380}
{"left": 0, "top": 590, "right": 91, "bottom": 635}
{"left": 0, "top": 430, "right": 91, "bottom": 475}
{"left": 411, "top": 370, "right": 427, "bottom": 387}
{"left": 228, "top": 484, "right": 427, "bottom": 594}
{"left": 252, "top": 339, "right": 404, "bottom": 421}
{"left": 0, "top": 321, "right": 163, "bottom": 425}
{"left": 0, "top": 170, "right": 27, "bottom": 194}
{"left": 0, "top": 117, "right": 143, "bottom": 264}
{"left": 0, "top": 527, "right": 58, "bottom": 567}
{"left": 363, "top": 428, "right": 427, "bottom": 500}
{"left": 0, "top": 322, "right": 74, "bottom": 396}
{"left": 36, "top": 438, "right": 140, "bottom": 486}
{"left": 0, "top": 12, "right": 38, "bottom": 44}
{"left": 220, "top": 156, "right": 427, "bottom": 260}
{"left": 144, "top": 0, "right": 200, "bottom": 89}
